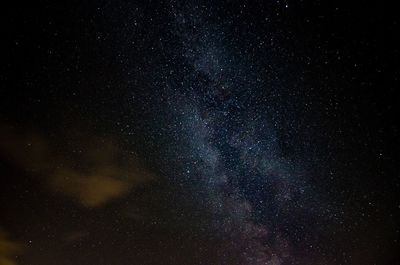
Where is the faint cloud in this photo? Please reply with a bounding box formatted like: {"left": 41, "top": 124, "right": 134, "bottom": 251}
{"left": 64, "top": 231, "right": 88, "bottom": 243}
{"left": 52, "top": 171, "right": 131, "bottom": 207}
{"left": 0, "top": 125, "right": 154, "bottom": 207}
{"left": 0, "top": 229, "right": 22, "bottom": 265}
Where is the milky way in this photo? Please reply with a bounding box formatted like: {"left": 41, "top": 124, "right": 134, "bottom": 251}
{"left": 155, "top": 3, "right": 331, "bottom": 263}
{"left": 1, "top": 0, "right": 399, "bottom": 264}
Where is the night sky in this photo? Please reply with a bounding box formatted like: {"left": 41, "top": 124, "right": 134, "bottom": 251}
{"left": 1, "top": 1, "right": 399, "bottom": 264}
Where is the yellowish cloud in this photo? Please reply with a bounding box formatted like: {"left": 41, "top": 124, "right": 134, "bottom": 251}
{"left": 52, "top": 171, "right": 131, "bottom": 207}
{"left": 0, "top": 125, "right": 154, "bottom": 208}
{"left": 0, "top": 229, "right": 22, "bottom": 265}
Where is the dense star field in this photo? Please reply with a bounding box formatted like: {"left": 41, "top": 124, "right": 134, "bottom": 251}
{"left": 1, "top": 1, "right": 399, "bottom": 264}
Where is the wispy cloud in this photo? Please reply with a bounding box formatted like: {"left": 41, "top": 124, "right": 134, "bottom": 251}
{"left": 0, "top": 125, "right": 154, "bottom": 207}
{"left": 0, "top": 229, "right": 22, "bottom": 265}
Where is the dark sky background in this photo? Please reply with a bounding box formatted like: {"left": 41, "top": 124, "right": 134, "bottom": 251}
{"left": 1, "top": 0, "right": 399, "bottom": 264}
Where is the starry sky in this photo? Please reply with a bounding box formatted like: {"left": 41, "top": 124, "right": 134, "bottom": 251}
{"left": 1, "top": 1, "right": 399, "bottom": 264}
